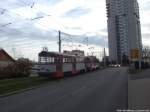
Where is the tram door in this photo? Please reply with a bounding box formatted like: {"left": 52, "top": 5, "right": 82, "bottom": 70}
{"left": 72, "top": 57, "right": 76, "bottom": 74}
{"left": 55, "top": 57, "right": 63, "bottom": 77}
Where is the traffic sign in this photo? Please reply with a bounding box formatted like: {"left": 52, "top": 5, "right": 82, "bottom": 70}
{"left": 130, "top": 48, "right": 139, "bottom": 60}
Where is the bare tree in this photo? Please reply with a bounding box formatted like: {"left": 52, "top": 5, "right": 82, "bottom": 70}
{"left": 0, "top": 58, "right": 33, "bottom": 79}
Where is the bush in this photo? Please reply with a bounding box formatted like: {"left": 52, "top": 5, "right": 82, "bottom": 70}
{"left": 0, "top": 58, "right": 33, "bottom": 79}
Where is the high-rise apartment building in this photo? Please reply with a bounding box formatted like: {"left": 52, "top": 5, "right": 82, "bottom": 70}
{"left": 106, "top": 0, "right": 142, "bottom": 64}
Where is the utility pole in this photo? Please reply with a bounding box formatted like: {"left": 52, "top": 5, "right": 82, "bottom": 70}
{"left": 139, "top": 48, "right": 142, "bottom": 70}
{"left": 58, "top": 30, "right": 61, "bottom": 53}
{"left": 86, "top": 37, "right": 88, "bottom": 46}
{"left": 104, "top": 48, "right": 106, "bottom": 67}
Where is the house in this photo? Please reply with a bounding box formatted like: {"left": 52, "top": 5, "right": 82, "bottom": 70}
{"left": 0, "top": 48, "right": 15, "bottom": 67}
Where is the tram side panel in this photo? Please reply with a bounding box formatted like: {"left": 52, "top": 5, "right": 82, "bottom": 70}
{"left": 76, "top": 62, "right": 86, "bottom": 73}
{"left": 37, "top": 64, "right": 56, "bottom": 77}
{"left": 53, "top": 59, "right": 64, "bottom": 78}
{"left": 62, "top": 63, "right": 73, "bottom": 76}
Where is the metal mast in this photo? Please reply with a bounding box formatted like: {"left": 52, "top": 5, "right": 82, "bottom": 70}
{"left": 58, "top": 30, "right": 61, "bottom": 53}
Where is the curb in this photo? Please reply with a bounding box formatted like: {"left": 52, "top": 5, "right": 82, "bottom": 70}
{"left": 0, "top": 82, "right": 50, "bottom": 98}
{"left": 128, "top": 73, "right": 130, "bottom": 109}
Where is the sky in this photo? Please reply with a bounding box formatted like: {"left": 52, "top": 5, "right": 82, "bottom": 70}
{"left": 0, "top": 0, "right": 150, "bottom": 61}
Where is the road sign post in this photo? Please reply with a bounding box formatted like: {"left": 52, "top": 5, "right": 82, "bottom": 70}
{"left": 130, "top": 48, "right": 141, "bottom": 70}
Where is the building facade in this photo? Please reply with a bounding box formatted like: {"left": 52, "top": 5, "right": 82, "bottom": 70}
{"left": 0, "top": 48, "right": 15, "bottom": 67}
{"left": 63, "top": 50, "right": 85, "bottom": 56}
{"left": 106, "top": 0, "right": 142, "bottom": 64}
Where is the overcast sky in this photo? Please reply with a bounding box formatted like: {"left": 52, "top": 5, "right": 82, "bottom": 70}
{"left": 0, "top": 0, "right": 150, "bottom": 61}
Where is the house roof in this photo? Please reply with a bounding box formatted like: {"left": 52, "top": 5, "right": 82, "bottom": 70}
{"left": 0, "top": 49, "right": 15, "bottom": 62}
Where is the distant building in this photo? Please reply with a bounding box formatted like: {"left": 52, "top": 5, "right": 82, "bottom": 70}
{"left": 0, "top": 48, "right": 15, "bottom": 67}
{"left": 142, "top": 48, "right": 150, "bottom": 64}
{"left": 63, "top": 50, "right": 85, "bottom": 56}
{"left": 63, "top": 50, "right": 72, "bottom": 55}
{"left": 106, "top": 0, "right": 142, "bottom": 64}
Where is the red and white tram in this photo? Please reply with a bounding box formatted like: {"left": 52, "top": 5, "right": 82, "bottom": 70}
{"left": 84, "top": 56, "right": 100, "bottom": 71}
{"left": 36, "top": 50, "right": 86, "bottom": 78}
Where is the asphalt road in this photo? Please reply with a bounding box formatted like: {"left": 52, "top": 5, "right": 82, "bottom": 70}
{"left": 0, "top": 67, "right": 128, "bottom": 112}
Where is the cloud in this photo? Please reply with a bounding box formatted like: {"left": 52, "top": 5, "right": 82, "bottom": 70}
{"left": 46, "top": 0, "right": 64, "bottom": 6}
{"left": 63, "top": 7, "right": 91, "bottom": 18}
{"left": 63, "top": 34, "right": 108, "bottom": 48}
{"left": 0, "top": 0, "right": 150, "bottom": 60}
{"left": 142, "top": 33, "right": 150, "bottom": 39}
{"left": 138, "top": 0, "right": 150, "bottom": 46}
{"left": 0, "top": 21, "right": 56, "bottom": 41}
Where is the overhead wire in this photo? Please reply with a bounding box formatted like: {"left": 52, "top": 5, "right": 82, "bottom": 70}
{"left": 0, "top": 7, "right": 30, "bottom": 28}
{"left": 0, "top": 0, "right": 89, "bottom": 51}
{"left": 0, "top": 0, "right": 39, "bottom": 23}
{"left": 0, "top": 8, "right": 6, "bottom": 15}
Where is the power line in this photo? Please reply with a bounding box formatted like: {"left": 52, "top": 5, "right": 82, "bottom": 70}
{"left": 31, "top": 1, "right": 35, "bottom": 8}
{"left": 18, "top": 0, "right": 31, "bottom": 6}
{"left": 0, "top": 12, "right": 50, "bottom": 28}
{"left": 30, "top": 15, "right": 51, "bottom": 20}
{"left": 0, "top": 5, "right": 89, "bottom": 51}
{"left": 0, "top": 7, "right": 25, "bottom": 17}
{"left": 0, "top": 22, "right": 12, "bottom": 27}
{"left": 0, "top": 8, "right": 6, "bottom": 15}
{"left": 17, "top": 0, "right": 37, "bottom": 8}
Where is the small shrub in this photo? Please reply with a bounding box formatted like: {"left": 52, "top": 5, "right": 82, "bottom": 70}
{"left": 0, "top": 58, "right": 33, "bottom": 79}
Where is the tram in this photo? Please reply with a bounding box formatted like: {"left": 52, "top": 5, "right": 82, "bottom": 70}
{"left": 35, "top": 49, "right": 100, "bottom": 78}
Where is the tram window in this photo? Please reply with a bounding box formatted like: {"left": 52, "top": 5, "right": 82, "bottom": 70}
{"left": 81, "top": 57, "right": 84, "bottom": 62}
{"left": 50, "top": 57, "right": 54, "bottom": 63}
{"left": 72, "top": 58, "right": 75, "bottom": 62}
{"left": 63, "top": 58, "right": 65, "bottom": 63}
{"left": 79, "top": 58, "right": 82, "bottom": 62}
{"left": 59, "top": 57, "right": 62, "bottom": 62}
{"left": 54, "top": 58, "right": 57, "bottom": 62}
{"left": 40, "top": 57, "right": 46, "bottom": 63}
{"left": 73, "top": 58, "right": 76, "bottom": 62}
{"left": 52, "top": 57, "right": 54, "bottom": 63}
{"left": 67, "top": 58, "right": 69, "bottom": 62}
{"left": 40, "top": 57, "right": 43, "bottom": 62}
{"left": 57, "top": 58, "right": 59, "bottom": 62}
{"left": 57, "top": 58, "right": 60, "bottom": 62}
{"left": 44, "top": 57, "right": 48, "bottom": 63}
{"left": 76, "top": 58, "right": 79, "bottom": 62}
{"left": 50, "top": 57, "right": 52, "bottom": 62}
{"left": 65, "top": 58, "right": 67, "bottom": 62}
{"left": 47, "top": 57, "right": 50, "bottom": 62}
{"left": 45, "top": 57, "right": 48, "bottom": 63}
{"left": 68, "top": 58, "right": 71, "bottom": 62}
{"left": 54, "top": 58, "right": 59, "bottom": 62}
{"left": 48, "top": 57, "right": 51, "bottom": 63}
{"left": 79, "top": 58, "right": 81, "bottom": 62}
{"left": 60, "top": 58, "right": 62, "bottom": 62}
{"left": 46, "top": 57, "right": 49, "bottom": 62}
{"left": 70, "top": 58, "right": 72, "bottom": 62}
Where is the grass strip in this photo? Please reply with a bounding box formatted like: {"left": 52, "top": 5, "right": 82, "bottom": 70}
{"left": 0, "top": 77, "right": 49, "bottom": 95}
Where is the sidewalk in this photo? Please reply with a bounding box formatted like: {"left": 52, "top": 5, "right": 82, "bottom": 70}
{"left": 128, "top": 69, "right": 150, "bottom": 110}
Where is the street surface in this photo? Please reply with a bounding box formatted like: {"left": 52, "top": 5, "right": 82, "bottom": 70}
{"left": 128, "top": 69, "right": 150, "bottom": 109}
{"left": 0, "top": 67, "right": 128, "bottom": 112}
